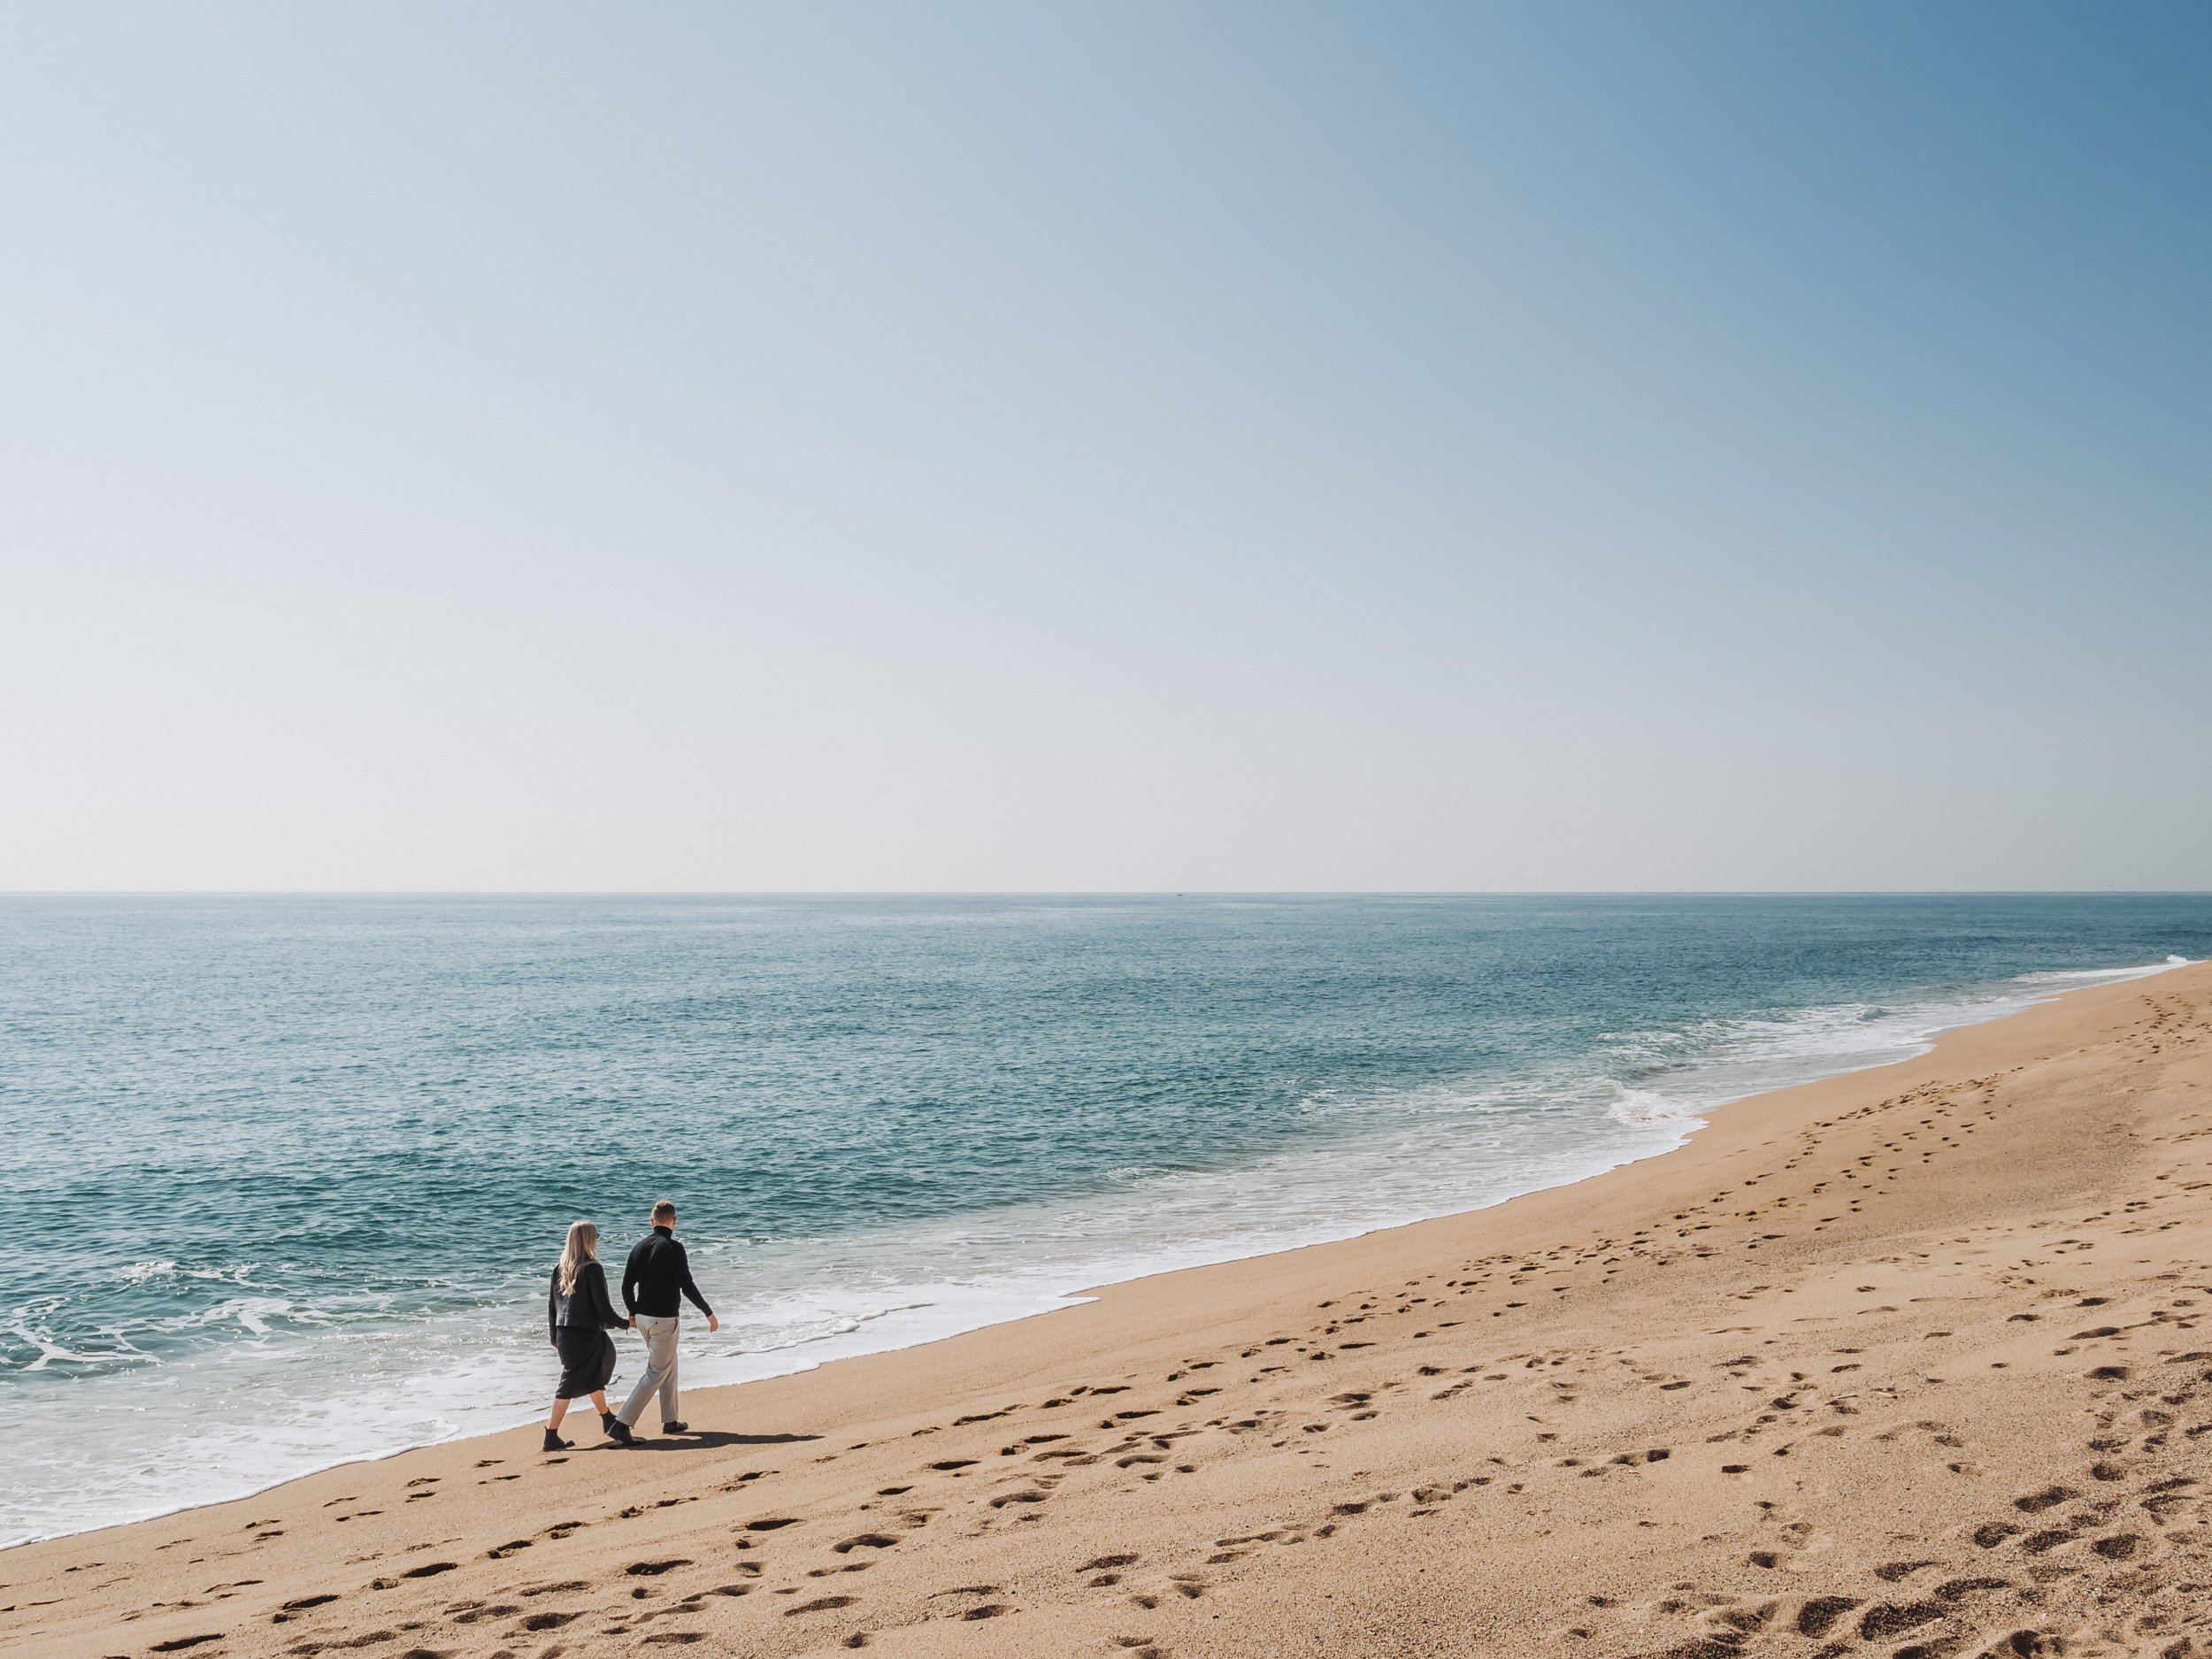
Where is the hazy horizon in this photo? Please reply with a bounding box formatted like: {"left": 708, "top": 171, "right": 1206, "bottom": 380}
{"left": 4, "top": 4, "right": 2208, "bottom": 893}
{"left": 4, "top": 889, "right": 2208, "bottom": 901}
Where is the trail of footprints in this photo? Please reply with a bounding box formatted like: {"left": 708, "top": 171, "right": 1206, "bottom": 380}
{"left": 118, "top": 1294, "right": 1713, "bottom": 1655}
{"left": 118, "top": 1306, "right": 1606, "bottom": 1655}
{"left": 1608, "top": 1339, "right": 2212, "bottom": 1659}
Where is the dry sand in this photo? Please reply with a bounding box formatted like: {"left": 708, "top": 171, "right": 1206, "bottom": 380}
{"left": 8, "top": 963, "right": 2212, "bottom": 1659}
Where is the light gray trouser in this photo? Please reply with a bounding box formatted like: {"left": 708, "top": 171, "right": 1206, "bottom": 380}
{"left": 618, "top": 1313, "right": 680, "bottom": 1426}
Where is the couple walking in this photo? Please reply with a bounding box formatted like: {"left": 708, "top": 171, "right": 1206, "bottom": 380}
{"left": 544, "top": 1200, "right": 719, "bottom": 1451}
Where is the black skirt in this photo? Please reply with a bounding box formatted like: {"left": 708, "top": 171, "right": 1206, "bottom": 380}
{"left": 554, "top": 1325, "right": 618, "bottom": 1400}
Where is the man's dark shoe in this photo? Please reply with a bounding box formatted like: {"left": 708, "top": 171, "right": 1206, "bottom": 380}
{"left": 661, "top": 1420, "right": 689, "bottom": 1434}
{"left": 542, "top": 1430, "right": 572, "bottom": 1452}
{"left": 601, "top": 1410, "right": 620, "bottom": 1436}
{"left": 604, "top": 1418, "right": 635, "bottom": 1445}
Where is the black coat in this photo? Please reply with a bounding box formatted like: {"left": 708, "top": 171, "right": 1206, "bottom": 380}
{"left": 548, "top": 1259, "right": 627, "bottom": 1344}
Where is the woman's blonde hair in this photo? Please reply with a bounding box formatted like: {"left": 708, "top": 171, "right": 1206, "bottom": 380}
{"left": 557, "top": 1220, "right": 600, "bottom": 1294}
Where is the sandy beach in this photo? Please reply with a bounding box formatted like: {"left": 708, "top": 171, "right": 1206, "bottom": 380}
{"left": 6, "top": 962, "right": 2208, "bottom": 1659}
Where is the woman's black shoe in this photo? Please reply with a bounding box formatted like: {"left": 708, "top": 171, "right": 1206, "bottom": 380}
{"left": 542, "top": 1430, "right": 572, "bottom": 1452}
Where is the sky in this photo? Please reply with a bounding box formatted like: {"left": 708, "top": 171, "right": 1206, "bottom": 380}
{"left": 1, "top": 3, "right": 2207, "bottom": 892}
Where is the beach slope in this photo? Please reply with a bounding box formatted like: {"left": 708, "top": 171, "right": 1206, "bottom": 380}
{"left": 7, "top": 963, "right": 2211, "bottom": 1658}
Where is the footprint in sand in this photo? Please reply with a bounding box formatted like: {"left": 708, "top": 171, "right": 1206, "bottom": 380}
{"left": 1872, "top": 1560, "right": 1939, "bottom": 1581}
{"left": 447, "top": 1601, "right": 521, "bottom": 1624}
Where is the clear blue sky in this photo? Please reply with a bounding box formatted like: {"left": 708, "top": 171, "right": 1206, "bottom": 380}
{"left": 2, "top": 3, "right": 2206, "bottom": 890}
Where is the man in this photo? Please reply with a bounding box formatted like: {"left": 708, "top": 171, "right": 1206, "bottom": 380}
{"left": 607, "top": 1200, "right": 718, "bottom": 1444}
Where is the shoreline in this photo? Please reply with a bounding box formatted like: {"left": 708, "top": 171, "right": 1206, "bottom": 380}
{"left": 10, "top": 958, "right": 2212, "bottom": 1656}
{"left": 8, "top": 956, "right": 2188, "bottom": 1555}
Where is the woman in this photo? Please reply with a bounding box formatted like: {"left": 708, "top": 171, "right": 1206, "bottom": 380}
{"left": 545, "top": 1220, "right": 629, "bottom": 1450}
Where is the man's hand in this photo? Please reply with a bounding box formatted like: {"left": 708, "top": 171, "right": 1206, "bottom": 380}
{"left": 628, "top": 1315, "right": 637, "bottom": 1329}
{"left": 707, "top": 1314, "right": 719, "bottom": 1334}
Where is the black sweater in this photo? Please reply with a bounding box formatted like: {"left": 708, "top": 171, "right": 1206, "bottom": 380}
{"left": 623, "top": 1225, "right": 713, "bottom": 1318}
{"left": 548, "top": 1259, "right": 628, "bottom": 1343}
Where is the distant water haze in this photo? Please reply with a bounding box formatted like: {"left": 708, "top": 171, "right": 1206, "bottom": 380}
{"left": 1, "top": 893, "right": 2206, "bottom": 1544}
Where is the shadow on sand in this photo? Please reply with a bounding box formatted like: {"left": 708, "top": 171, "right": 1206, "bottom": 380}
{"left": 600, "top": 1430, "right": 822, "bottom": 1451}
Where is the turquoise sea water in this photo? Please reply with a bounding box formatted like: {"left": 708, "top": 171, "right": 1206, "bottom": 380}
{"left": 1, "top": 893, "right": 2206, "bottom": 1544}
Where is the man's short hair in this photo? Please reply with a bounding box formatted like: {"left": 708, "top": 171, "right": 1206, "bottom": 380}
{"left": 651, "top": 1200, "right": 677, "bottom": 1222}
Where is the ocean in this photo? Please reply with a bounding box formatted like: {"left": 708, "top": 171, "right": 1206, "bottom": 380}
{"left": 2, "top": 893, "right": 2206, "bottom": 1546}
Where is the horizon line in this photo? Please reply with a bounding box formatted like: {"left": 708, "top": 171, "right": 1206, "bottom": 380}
{"left": 4, "top": 889, "right": 2209, "bottom": 901}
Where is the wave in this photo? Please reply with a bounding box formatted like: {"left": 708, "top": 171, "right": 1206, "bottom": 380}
{"left": 2013, "top": 955, "right": 2193, "bottom": 984}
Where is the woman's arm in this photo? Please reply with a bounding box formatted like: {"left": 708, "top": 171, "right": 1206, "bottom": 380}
{"left": 548, "top": 1271, "right": 559, "bottom": 1347}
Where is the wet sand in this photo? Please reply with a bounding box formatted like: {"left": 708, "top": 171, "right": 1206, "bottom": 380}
{"left": 6, "top": 962, "right": 2210, "bottom": 1659}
